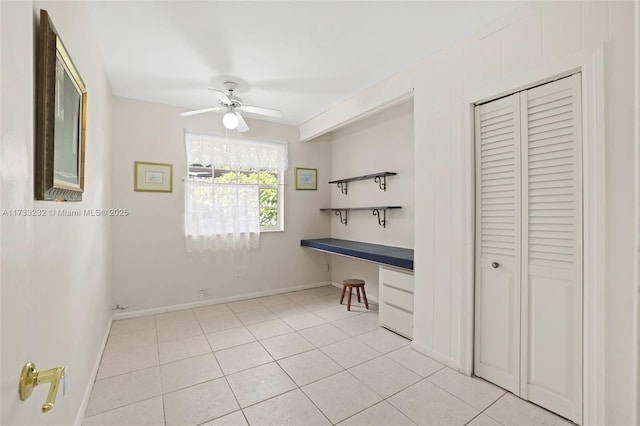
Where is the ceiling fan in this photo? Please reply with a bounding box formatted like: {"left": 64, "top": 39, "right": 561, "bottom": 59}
{"left": 178, "top": 81, "right": 282, "bottom": 132}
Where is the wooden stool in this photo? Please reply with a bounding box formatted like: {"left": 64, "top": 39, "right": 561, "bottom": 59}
{"left": 340, "top": 279, "right": 369, "bottom": 311}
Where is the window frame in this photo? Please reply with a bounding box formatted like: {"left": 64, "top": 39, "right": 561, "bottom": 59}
{"left": 257, "top": 169, "right": 284, "bottom": 232}
{"left": 187, "top": 165, "right": 284, "bottom": 233}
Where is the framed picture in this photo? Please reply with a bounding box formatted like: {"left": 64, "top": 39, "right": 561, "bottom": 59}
{"left": 134, "top": 161, "right": 173, "bottom": 192}
{"left": 295, "top": 167, "right": 317, "bottom": 190}
{"left": 35, "top": 9, "right": 87, "bottom": 201}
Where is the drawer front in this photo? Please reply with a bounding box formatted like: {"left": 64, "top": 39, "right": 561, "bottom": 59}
{"left": 379, "top": 267, "right": 414, "bottom": 293}
{"left": 381, "top": 283, "right": 414, "bottom": 312}
{"left": 380, "top": 302, "right": 413, "bottom": 339}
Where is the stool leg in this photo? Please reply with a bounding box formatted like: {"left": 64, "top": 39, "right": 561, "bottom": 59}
{"left": 356, "top": 287, "right": 361, "bottom": 303}
{"left": 361, "top": 287, "right": 369, "bottom": 309}
{"left": 347, "top": 286, "right": 353, "bottom": 311}
{"left": 339, "top": 285, "right": 346, "bottom": 305}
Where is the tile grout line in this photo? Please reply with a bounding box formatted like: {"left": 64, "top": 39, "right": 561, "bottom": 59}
{"left": 463, "top": 411, "right": 485, "bottom": 426}
{"left": 223, "top": 320, "right": 288, "bottom": 413}
{"left": 336, "top": 351, "right": 433, "bottom": 424}
{"left": 297, "top": 378, "right": 340, "bottom": 425}
{"left": 100, "top": 301, "right": 352, "bottom": 367}
{"left": 280, "top": 310, "right": 414, "bottom": 423}
{"left": 163, "top": 307, "right": 211, "bottom": 425}
{"left": 219, "top": 373, "right": 245, "bottom": 424}
{"left": 478, "top": 392, "right": 509, "bottom": 425}
{"left": 420, "top": 368, "right": 490, "bottom": 420}
{"left": 187, "top": 303, "right": 243, "bottom": 426}
{"left": 246, "top": 358, "right": 334, "bottom": 424}
{"left": 88, "top": 287, "right": 445, "bottom": 425}
{"left": 281, "top": 362, "right": 346, "bottom": 391}
{"left": 154, "top": 336, "right": 367, "bottom": 405}
{"left": 249, "top": 295, "right": 338, "bottom": 424}
{"left": 152, "top": 315, "right": 168, "bottom": 424}
{"left": 243, "top": 305, "right": 334, "bottom": 425}
{"left": 325, "top": 369, "right": 384, "bottom": 423}
{"left": 86, "top": 318, "right": 162, "bottom": 419}
{"left": 92, "top": 288, "right": 557, "bottom": 426}
{"left": 338, "top": 398, "right": 418, "bottom": 426}
{"left": 87, "top": 291, "right": 315, "bottom": 420}
{"left": 84, "top": 394, "right": 163, "bottom": 419}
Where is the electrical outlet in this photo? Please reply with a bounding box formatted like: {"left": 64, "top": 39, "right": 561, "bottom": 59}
{"left": 199, "top": 289, "right": 216, "bottom": 299}
{"left": 236, "top": 268, "right": 241, "bottom": 278}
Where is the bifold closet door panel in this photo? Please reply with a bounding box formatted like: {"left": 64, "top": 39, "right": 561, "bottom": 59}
{"left": 520, "top": 73, "right": 583, "bottom": 422}
{"left": 474, "top": 93, "right": 522, "bottom": 394}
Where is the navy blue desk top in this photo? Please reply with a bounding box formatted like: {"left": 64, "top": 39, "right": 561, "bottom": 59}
{"left": 301, "top": 238, "right": 413, "bottom": 271}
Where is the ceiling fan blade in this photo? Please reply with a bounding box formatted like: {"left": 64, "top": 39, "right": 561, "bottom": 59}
{"left": 178, "top": 106, "right": 222, "bottom": 117}
{"left": 239, "top": 105, "right": 282, "bottom": 118}
{"left": 208, "top": 88, "right": 231, "bottom": 104}
{"left": 235, "top": 112, "right": 249, "bottom": 132}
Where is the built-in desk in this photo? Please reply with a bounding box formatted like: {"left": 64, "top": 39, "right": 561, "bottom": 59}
{"left": 301, "top": 238, "right": 415, "bottom": 338}
{"left": 300, "top": 238, "right": 413, "bottom": 271}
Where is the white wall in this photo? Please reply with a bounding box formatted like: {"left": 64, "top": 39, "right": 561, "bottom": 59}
{"left": 110, "top": 97, "right": 331, "bottom": 312}
{"left": 302, "top": 1, "right": 636, "bottom": 424}
{"left": 0, "top": 1, "right": 113, "bottom": 425}
{"left": 634, "top": 2, "right": 640, "bottom": 423}
{"left": 325, "top": 100, "right": 414, "bottom": 299}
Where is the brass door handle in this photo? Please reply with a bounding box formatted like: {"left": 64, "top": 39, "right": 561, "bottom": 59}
{"left": 19, "top": 362, "right": 66, "bottom": 413}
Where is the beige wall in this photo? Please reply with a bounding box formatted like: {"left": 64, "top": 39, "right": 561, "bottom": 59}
{"left": 329, "top": 100, "right": 414, "bottom": 248}
{"left": 302, "top": 1, "right": 636, "bottom": 424}
{"left": 110, "top": 97, "right": 332, "bottom": 312}
{"left": 0, "top": 1, "right": 113, "bottom": 425}
{"left": 325, "top": 100, "right": 415, "bottom": 299}
{"left": 1, "top": 1, "right": 635, "bottom": 424}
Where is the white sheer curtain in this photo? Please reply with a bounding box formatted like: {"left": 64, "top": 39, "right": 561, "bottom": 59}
{"left": 186, "top": 132, "right": 288, "bottom": 171}
{"left": 184, "top": 132, "right": 288, "bottom": 252}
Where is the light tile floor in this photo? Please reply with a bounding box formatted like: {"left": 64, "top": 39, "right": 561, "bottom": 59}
{"left": 84, "top": 285, "right": 575, "bottom": 426}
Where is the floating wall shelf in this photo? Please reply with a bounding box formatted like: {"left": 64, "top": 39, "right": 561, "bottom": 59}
{"left": 328, "top": 172, "right": 397, "bottom": 195}
{"left": 320, "top": 206, "right": 401, "bottom": 228}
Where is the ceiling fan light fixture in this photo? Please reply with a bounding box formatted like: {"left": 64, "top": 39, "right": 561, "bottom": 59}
{"left": 180, "top": 82, "right": 278, "bottom": 132}
{"left": 222, "top": 111, "right": 239, "bottom": 130}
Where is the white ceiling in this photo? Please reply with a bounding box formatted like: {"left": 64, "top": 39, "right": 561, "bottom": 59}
{"left": 87, "top": 1, "right": 524, "bottom": 126}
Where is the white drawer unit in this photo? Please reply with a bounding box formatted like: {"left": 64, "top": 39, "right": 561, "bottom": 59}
{"left": 379, "top": 267, "right": 414, "bottom": 339}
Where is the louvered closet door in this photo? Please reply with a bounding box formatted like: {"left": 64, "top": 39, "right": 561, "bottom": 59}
{"left": 520, "top": 74, "right": 582, "bottom": 422}
{"left": 474, "top": 93, "right": 522, "bottom": 394}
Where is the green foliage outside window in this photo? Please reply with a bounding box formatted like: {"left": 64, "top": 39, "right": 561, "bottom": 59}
{"left": 213, "top": 169, "right": 279, "bottom": 227}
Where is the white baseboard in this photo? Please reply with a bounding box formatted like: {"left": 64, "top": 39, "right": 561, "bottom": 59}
{"left": 411, "top": 341, "right": 461, "bottom": 371}
{"left": 113, "top": 281, "right": 333, "bottom": 320}
{"left": 75, "top": 316, "right": 112, "bottom": 425}
{"left": 329, "top": 280, "right": 380, "bottom": 304}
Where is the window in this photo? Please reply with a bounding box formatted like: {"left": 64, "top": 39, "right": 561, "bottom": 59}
{"left": 188, "top": 166, "right": 283, "bottom": 230}
{"left": 184, "top": 132, "right": 287, "bottom": 252}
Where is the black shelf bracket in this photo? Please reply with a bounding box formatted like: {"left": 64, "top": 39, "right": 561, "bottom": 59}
{"left": 336, "top": 182, "right": 348, "bottom": 195}
{"left": 320, "top": 206, "right": 399, "bottom": 228}
{"left": 374, "top": 175, "right": 387, "bottom": 191}
{"left": 372, "top": 209, "right": 386, "bottom": 228}
{"left": 334, "top": 210, "right": 348, "bottom": 226}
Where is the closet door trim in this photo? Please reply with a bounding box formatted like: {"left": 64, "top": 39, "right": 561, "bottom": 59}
{"left": 461, "top": 49, "right": 606, "bottom": 426}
